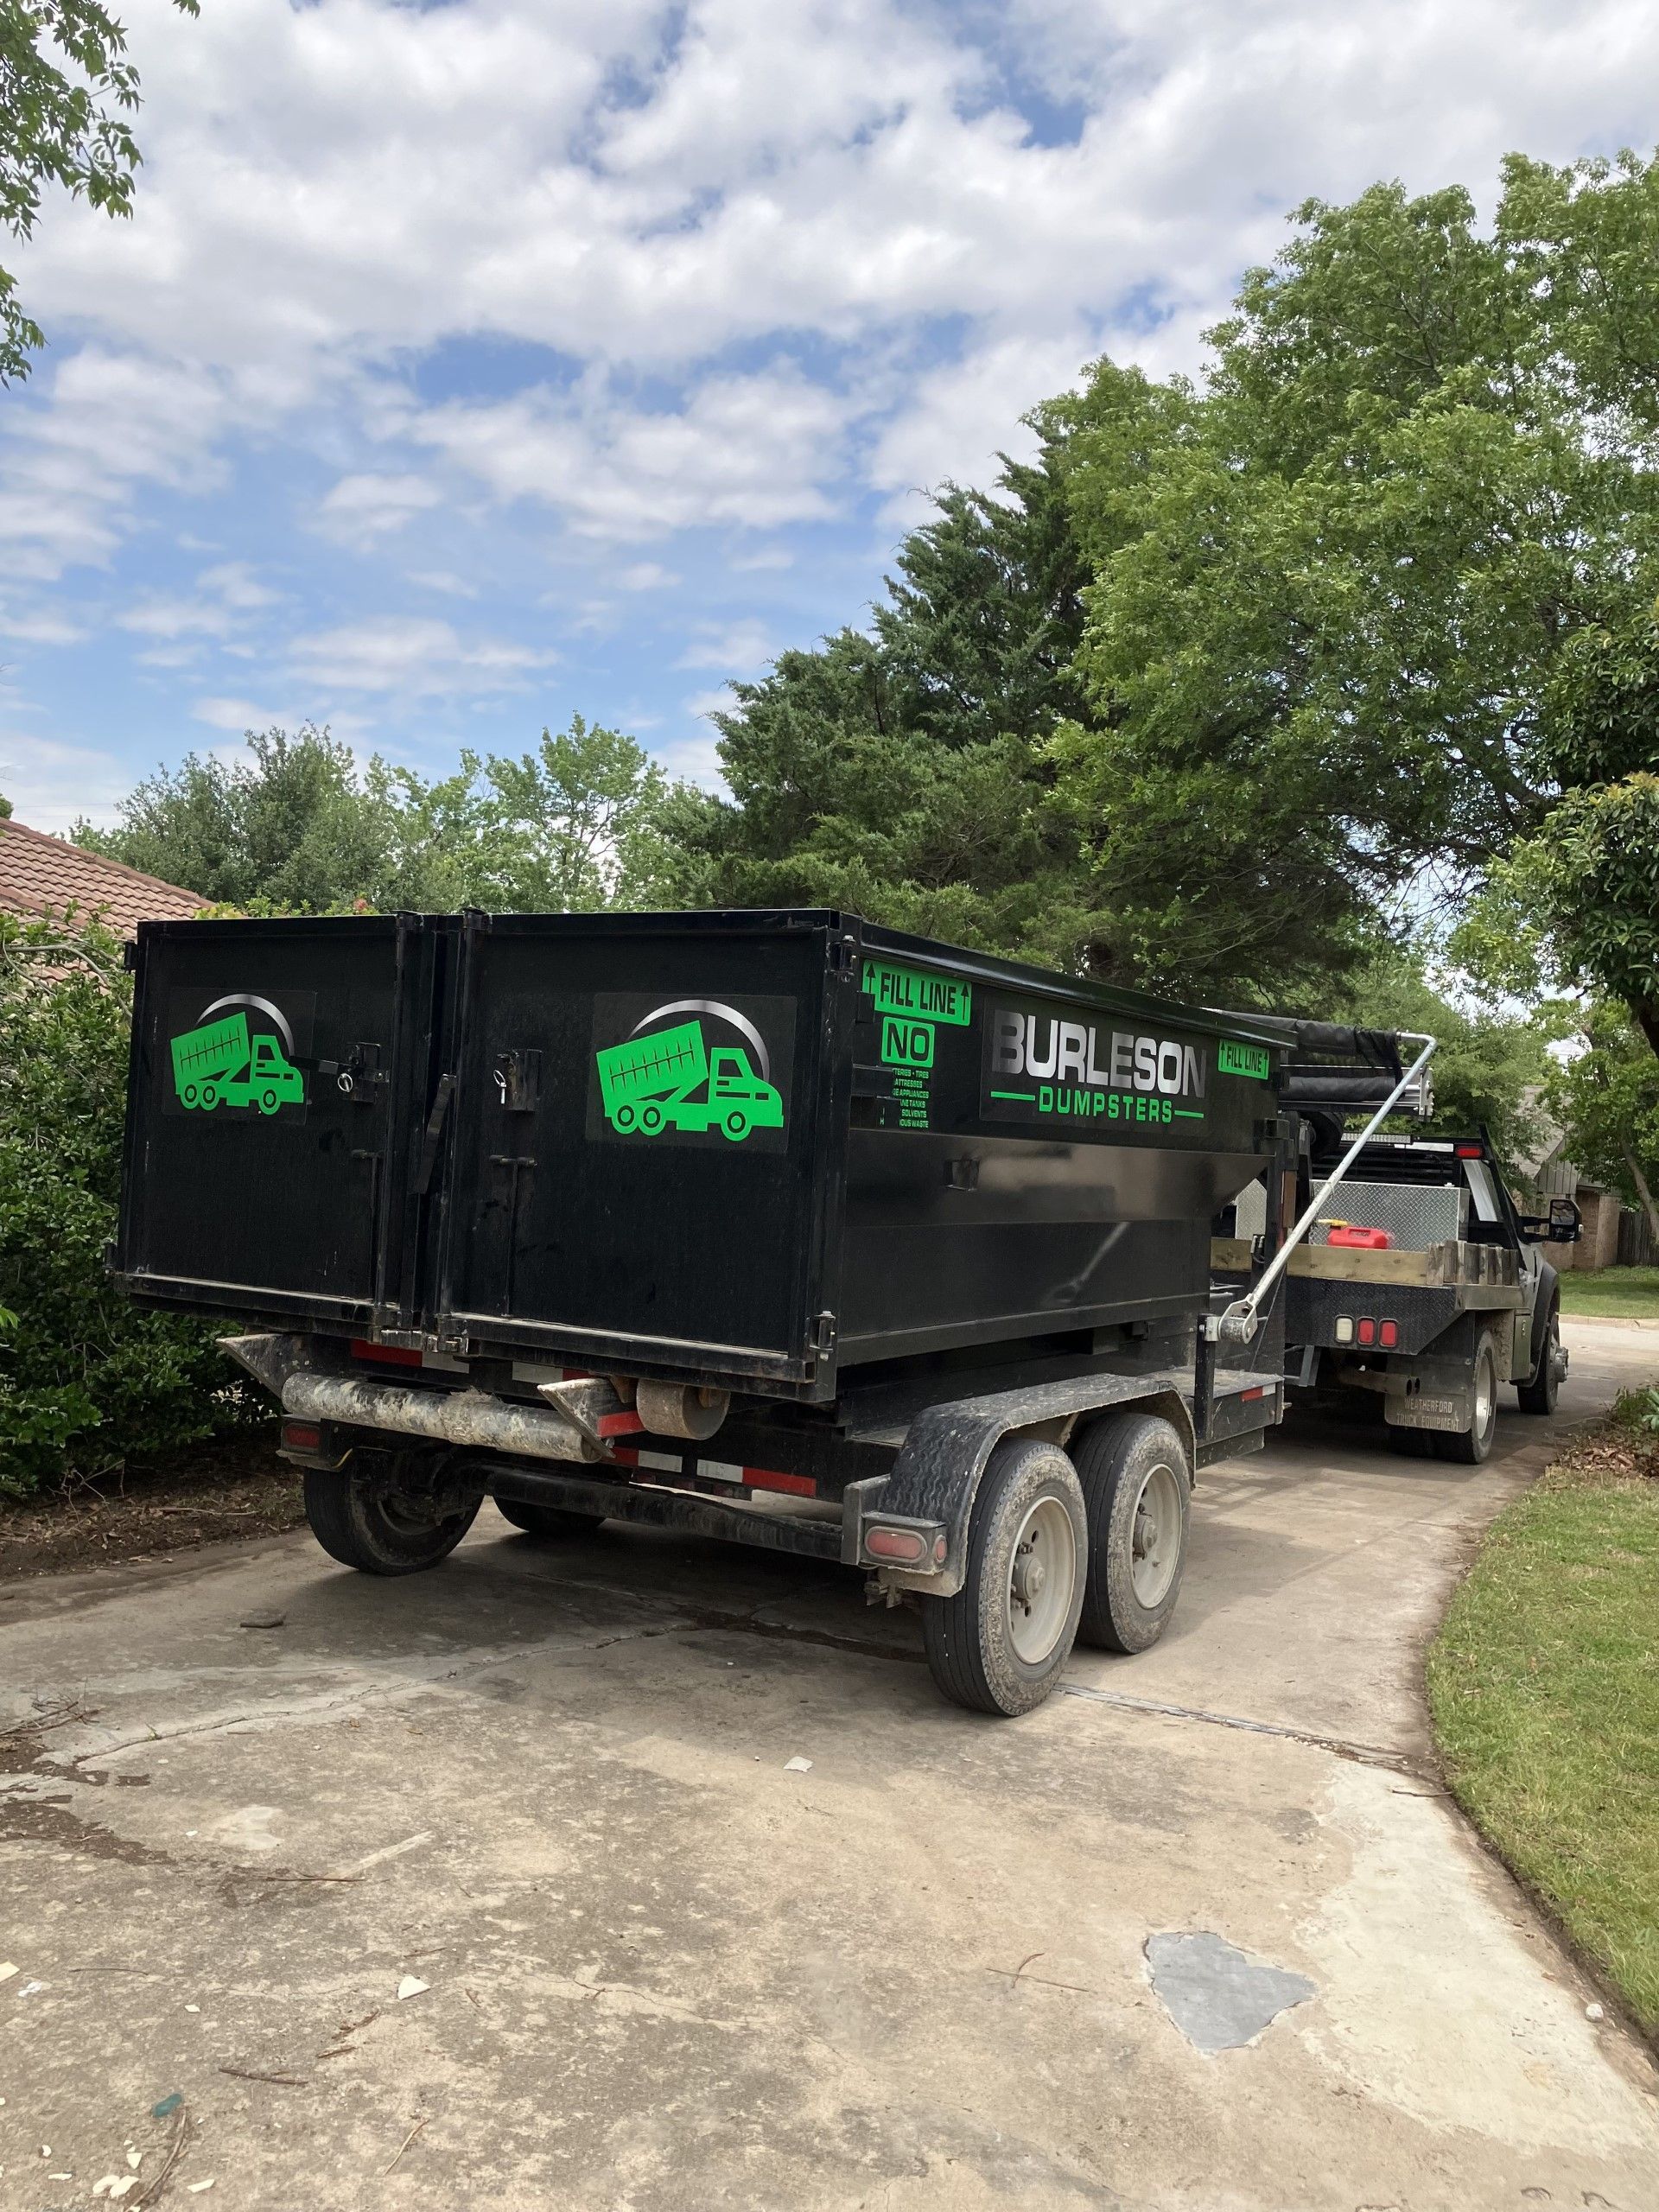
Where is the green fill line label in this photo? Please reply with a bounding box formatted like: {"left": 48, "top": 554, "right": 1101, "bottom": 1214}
{"left": 1218, "top": 1039, "right": 1271, "bottom": 1081}
{"left": 862, "top": 959, "right": 971, "bottom": 1026}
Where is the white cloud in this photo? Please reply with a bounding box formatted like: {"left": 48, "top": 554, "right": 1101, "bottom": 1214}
{"left": 675, "top": 620, "right": 773, "bottom": 671}
{"left": 410, "top": 366, "right": 850, "bottom": 541}
{"left": 683, "top": 685, "right": 741, "bottom": 721}
{"left": 316, "top": 472, "right": 443, "bottom": 547}
{"left": 619, "top": 563, "right": 680, "bottom": 591}
{"left": 118, "top": 560, "right": 282, "bottom": 642}
{"left": 0, "top": 734, "right": 133, "bottom": 830}
{"left": 287, "top": 615, "right": 556, "bottom": 697}
{"left": 0, "top": 609, "right": 87, "bottom": 645}
{"left": 193, "top": 696, "right": 293, "bottom": 732}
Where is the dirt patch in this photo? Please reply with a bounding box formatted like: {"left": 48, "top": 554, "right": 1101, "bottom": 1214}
{"left": 0, "top": 1433, "right": 303, "bottom": 1579}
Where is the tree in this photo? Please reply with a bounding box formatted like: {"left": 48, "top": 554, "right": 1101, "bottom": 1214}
{"left": 1054, "top": 159, "right": 1659, "bottom": 998}
{"left": 0, "top": 909, "right": 256, "bottom": 1492}
{"left": 79, "top": 716, "right": 683, "bottom": 916}
{"left": 1547, "top": 1002, "right": 1659, "bottom": 1246}
{"left": 2, "top": 0, "right": 198, "bottom": 384}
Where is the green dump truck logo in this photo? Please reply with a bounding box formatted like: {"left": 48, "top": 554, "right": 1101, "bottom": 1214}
{"left": 596, "top": 1013, "right": 784, "bottom": 1144}
{"left": 170, "top": 1007, "right": 305, "bottom": 1116}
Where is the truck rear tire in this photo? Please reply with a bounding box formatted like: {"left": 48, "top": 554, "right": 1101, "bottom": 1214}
{"left": 921, "top": 1437, "right": 1086, "bottom": 1717}
{"left": 1437, "top": 1333, "right": 1500, "bottom": 1464}
{"left": 494, "top": 1496, "right": 606, "bottom": 1541}
{"left": 303, "top": 1453, "right": 480, "bottom": 1575}
{"left": 1517, "top": 1300, "right": 1563, "bottom": 1415}
{"left": 1071, "top": 1412, "right": 1191, "bottom": 1653}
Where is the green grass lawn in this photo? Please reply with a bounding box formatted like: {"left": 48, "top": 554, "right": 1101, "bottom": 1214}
{"left": 1559, "top": 1267, "right": 1659, "bottom": 1319}
{"left": 1428, "top": 1394, "right": 1659, "bottom": 2036}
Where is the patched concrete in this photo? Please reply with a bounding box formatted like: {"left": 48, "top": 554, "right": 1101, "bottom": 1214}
{"left": 1145, "top": 1930, "right": 1314, "bottom": 2051}
{"left": 0, "top": 1318, "right": 1654, "bottom": 2209}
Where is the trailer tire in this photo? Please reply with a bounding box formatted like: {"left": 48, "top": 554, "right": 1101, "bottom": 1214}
{"left": 920, "top": 1438, "right": 1086, "bottom": 1717}
{"left": 1071, "top": 1413, "right": 1190, "bottom": 1653}
{"left": 493, "top": 1496, "right": 606, "bottom": 1541}
{"left": 1437, "top": 1333, "right": 1500, "bottom": 1465}
{"left": 1517, "top": 1299, "right": 1563, "bottom": 1415}
{"left": 1387, "top": 1427, "right": 1439, "bottom": 1459}
{"left": 303, "top": 1454, "right": 480, "bottom": 1575}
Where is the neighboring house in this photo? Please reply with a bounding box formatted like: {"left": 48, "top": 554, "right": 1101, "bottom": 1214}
{"left": 0, "top": 817, "right": 203, "bottom": 940}
{"left": 1513, "top": 1102, "right": 1627, "bottom": 1273}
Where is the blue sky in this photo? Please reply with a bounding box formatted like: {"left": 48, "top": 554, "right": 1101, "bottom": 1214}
{"left": 4, "top": 0, "right": 1659, "bottom": 830}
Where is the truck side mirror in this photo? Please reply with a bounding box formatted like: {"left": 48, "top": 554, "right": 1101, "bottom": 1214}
{"left": 1547, "top": 1197, "right": 1582, "bottom": 1244}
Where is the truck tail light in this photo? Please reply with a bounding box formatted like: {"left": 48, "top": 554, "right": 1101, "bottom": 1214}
{"left": 1379, "top": 1319, "right": 1399, "bottom": 1348}
{"left": 1357, "top": 1318, "right": 1376, "bottom": 1346}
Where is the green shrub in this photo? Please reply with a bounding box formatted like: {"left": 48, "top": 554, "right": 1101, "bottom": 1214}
{"left": 0, "top": 912, "right": 257, "bottom": 1497}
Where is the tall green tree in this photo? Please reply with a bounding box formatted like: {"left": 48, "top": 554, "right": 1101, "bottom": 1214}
{"left": 79, "top": 715, "right": 683, "bottom": 916}
{"left": 2, "top": 0, "right": 198, "bottom": 384}
{"left": 1054, "top": 156, "right": 1659, "bottom": 998}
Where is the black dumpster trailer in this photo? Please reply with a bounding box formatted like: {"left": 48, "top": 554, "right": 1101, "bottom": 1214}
{"left": 117, "top": 908, "right": 1301, "bottom": 1715}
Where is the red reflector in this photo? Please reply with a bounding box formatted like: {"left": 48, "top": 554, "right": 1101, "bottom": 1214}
{"left": 1240, "top": 1385, "right": 1264, "bottom": 1402}
{"left": 865, "top": 1526, "right": 926, "bottom": 1563}
{"left": 596, "top": 1410, "right": 645, "bottom": 1438}
{"left": 1455, "top": 1143, "right": 1483, "bottom": 1159}
{"left": 282, "top": 1420, "right": 323, "bottom": 1449}
{"left": 349, "top": 1338, "right": 422, "bottom": 1368}
{"left": 1357, "top": 1318, "right": 1376, "bottom": 1345}
{"left": 1380, "top": 1319, "right": 1399, "bottom": 1348}
{"left": 746, "top": 1465, "right": 816, "bottom": 1497}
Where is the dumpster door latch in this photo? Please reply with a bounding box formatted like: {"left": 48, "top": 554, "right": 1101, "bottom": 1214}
{"left": 493, "top": 1048, "right": 542, "bottom": 1112}
{"left": 412, "top": 1072, "right": 456, "bottom": 1196}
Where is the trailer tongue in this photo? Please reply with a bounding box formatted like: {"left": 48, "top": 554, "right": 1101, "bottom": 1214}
{"left": 117, "top": 908, "right": 1295, "bottom": 1715}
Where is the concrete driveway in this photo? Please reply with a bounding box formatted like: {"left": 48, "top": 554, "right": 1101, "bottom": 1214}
{"left": 3, "top": 1319, "right": 1656, "bottom": 2210}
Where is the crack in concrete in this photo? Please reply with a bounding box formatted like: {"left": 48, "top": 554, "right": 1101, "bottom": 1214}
{"left": 1058, "top": 1681, "right": 1424, "bottom": 1777}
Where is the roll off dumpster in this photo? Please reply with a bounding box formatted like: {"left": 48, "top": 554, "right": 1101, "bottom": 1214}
{"left": 117, "top": 907, "right": 1324, "bottom": 1714}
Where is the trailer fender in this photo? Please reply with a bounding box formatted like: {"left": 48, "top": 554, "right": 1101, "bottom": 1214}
{"left": 870, "top": 1369, "right": 1195, "bottom": 1598}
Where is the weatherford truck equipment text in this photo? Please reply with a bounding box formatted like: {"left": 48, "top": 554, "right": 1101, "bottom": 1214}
{"left": 117, "top": 907, "right": 1394, "bottom": 1717}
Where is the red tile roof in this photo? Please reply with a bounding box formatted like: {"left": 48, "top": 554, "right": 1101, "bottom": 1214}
{"left": 0, "top": 817, "right": 205, "bottom": 939}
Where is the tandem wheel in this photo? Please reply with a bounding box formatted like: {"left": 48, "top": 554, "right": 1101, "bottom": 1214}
{"left": 921, "top": 1436, "right": 1087, "bottom": 1717}
{"left": 303, "top": 1449, "right": 480, "bottom": 1575}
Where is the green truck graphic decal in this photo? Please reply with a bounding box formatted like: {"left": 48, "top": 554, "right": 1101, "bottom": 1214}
{"left": 595, "top": 1019, "right": 784, "bottom": 1143}
{"left": 170, "top": 1011, "right": 304, "bottom": 1116}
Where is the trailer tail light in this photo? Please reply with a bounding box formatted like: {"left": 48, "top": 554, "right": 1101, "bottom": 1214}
{"left": 1335, "top": 1317, "right": 1355, "bottom": 1344}
{"left": 862, "top": 1520, "right": 948, "bottom": 1569}
{"left": 283, "top": 1420, "right": 323, "bottom": 1450}
{"left": 349, "top": 1338, "right": 422, "bottom": 1368}
{"left": 1357, "top": 1318, "right": 1376, "bottom": 1346}
{"left": 866, "top": 1526, "right": 926, "bottom": 1563}
{"left": 1379, "top": 1319, "right": 1399, "bottom": 1348}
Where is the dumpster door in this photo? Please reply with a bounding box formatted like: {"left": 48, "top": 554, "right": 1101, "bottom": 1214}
{"left": 434, "top": 912, "right": 842, "bottom": 1390}
{"left": 118, "top": 915, "right": 449, "bottom": 1331}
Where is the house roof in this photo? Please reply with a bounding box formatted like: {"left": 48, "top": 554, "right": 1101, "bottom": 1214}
{"left": 0, "top": 817, "right": 204, "bottom": 939}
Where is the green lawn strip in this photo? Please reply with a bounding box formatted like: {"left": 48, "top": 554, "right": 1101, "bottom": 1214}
{"left": 1558, "top": 1267, "right": 1659, "bottom": 1319}
{"left": 1427, "top": 1398, "right": 1659, "bottom": 2037}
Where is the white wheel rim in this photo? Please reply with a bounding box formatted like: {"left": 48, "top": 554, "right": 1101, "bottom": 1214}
{"left": 1475, "top": 1349, "right": 1496, "bottom": 1440}
{"left": 1006, "top": 1495, "right": 1077, "bottom": 1664}
{"left": 1129, "top": 1463, "right": 1182, "bottom": 1609}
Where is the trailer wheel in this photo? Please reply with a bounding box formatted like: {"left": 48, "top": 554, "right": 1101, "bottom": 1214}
{"left": 200, "top": 1082, "right": 220, "bottom": 1111}
{"left": 494, "top": 1496, "right": 606, "bottom": 1541}
{"left": 639, "top": 1103, "right": 666, "bottom": 1135}
{"left": 1517, "top": 1300, "right": 1563, "bottom": 1415}
{"left": 1387, "top": 1427, "right": 1439, "bottom": 1458}
{"left": 613, "top": 1103, "right": 638, "bottom": 1133}
{"left": 1437, "top": 1333, "right": 1500, "bottom": 1464}
{"left": 303, "top": 1453, "right": 480, "bottom": 1575}
{"left": 920, "top": 1437, "right": 1085, "bottom": 1717}
{"left": 181, "top": 1081, "right": 200, "bottom": 1108}
{"left": 1071, "top": 1413, "right": 1190, "bottom": 1654}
